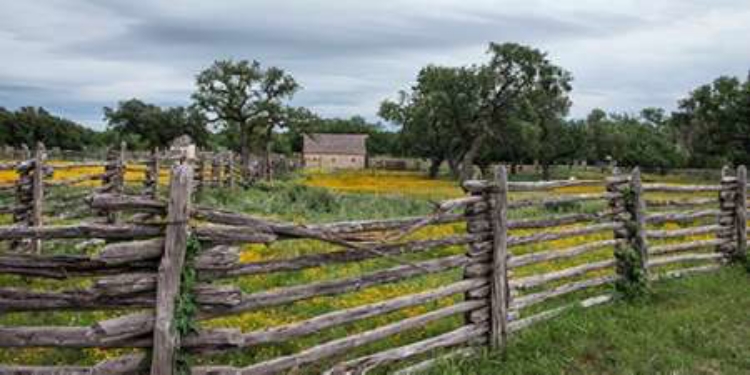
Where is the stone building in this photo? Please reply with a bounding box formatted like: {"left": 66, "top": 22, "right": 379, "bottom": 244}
{"left": 302, "top": 133, "right": 368, "bottom": 170}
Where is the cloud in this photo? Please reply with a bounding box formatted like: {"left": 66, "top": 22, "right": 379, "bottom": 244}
{"left": 0, "top": 0, "right": 748, "bottom": 129}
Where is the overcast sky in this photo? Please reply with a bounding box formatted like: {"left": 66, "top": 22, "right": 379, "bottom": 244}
{"left": 1, "top": 0, "right": 749, "bottom": 129}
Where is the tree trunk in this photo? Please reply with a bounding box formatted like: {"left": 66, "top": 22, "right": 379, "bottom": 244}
{"left": 541, "top": 163, "right": 552, "bottom": 181}
{"left": 459, "top": 136, "right": 483, "bottom": 182}
{"left": 428, "top": 159, "right": 442, "bottom": 179}
{"left": 239, "top": 125, "right": 251, "bottom": 182}
{"left": 447, "top": 159, "right": 460, "bottom": 179}
{"left": 264, "top": 127, "right": 273, "bottom": 182}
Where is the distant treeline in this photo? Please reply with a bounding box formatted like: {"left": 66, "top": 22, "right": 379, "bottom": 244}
{"left": 1, "top": 42, "right": 748, "bottom": 179}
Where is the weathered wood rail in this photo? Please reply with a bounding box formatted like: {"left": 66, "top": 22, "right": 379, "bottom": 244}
{"left": 0, "top": 161, "right": 747, "bottom": 375}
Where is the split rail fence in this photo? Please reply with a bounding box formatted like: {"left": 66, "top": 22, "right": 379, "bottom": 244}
{"left": 0, "top": 160, "right": 747, "bottom": 374}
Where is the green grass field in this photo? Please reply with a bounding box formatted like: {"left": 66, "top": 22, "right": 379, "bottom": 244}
{"left": 427, "top": 266, "right": 750, "bottom": 375}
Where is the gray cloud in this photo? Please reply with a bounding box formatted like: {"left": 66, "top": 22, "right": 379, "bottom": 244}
{"left": 1, "top": 0, "right": 749, "bottom": 129}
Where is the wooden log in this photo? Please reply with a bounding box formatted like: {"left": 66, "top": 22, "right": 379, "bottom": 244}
{"left": 0, "top": 354, "right": 148, "bottom": 375}
{"left": 645, "top": 224, "right": 723, "bottom": 239}
{"left": 209, "top": 234, "right": 482, "bottom": 278}
{"left": 324, "top": 324, "right": 486, "bottom": 375}
{"left": 510, "top": 274, "right": 618, "bottom": 310}
{"left": 0, "top": 286, "right": 154, "bottom": 312}
{"left": 200, "top": 300, "right": 485, "bottom": 375}
{"left": 236, "top": 278, "right": 487, "bottom": 347}
{"left": 647, "top": 252, "right": 724, "bottom": 268}
{"left": 194, "top": 245, "right": 240, "bottom": 271}
{"left": 193, "top": 224, "right": 278, "bottom": 244}
{"left": 87, "top": 193, "right": 166, "bottom": 213}
{"left": 507, "top": 213, "right": 607, "bottom": 230}
{"left": 645, "top": 209, "right": 720, "bottom": 224}
{"left": 51, "top": 162, "right": 107, "bottom": 170}
{"left": 644, "top": 197, "right": 718, "bottom": 208}
{"left": 487, "top": 166, "right": 509, "bottom": 349}
{"left": 510, "top": 259, "right": 616, "bottom": 290}
{"left": 202, "top": 255, "right": 472, "bottom": 318}
{"left": 735, "top": 166, "right": 747, "bottom": 261}
{"left": 507, "top": 193, "right": 614, "bottom": 210}
{"left": 649, "top": 239, "right": 726, "bottom": 256}
{"left": 509, "top": 239, "right": 620, "bottom": 269}
{"left": 463, "top": 179, "right": 601, "bottom": 193}
{"left": 0, "top": 223, "right": 162, "bottom": 240}
{"left": 97, "top": 238, "right": 165, "bottom": 266}
{"left": 151, "top": 162, "right": 193, "bottom": 375}
{"left": 629, "top": 168, "right": 649, "bottom": 275}
{"left": 642, "top": 183, "right": 722, "bottom": 192}
{"left": 507, "top": 222, "right": 621, "bottom": 248}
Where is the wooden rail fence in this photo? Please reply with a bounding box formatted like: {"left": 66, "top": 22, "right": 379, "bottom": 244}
{"left": 0, "top": 160, "right": 747, "bottom": 374}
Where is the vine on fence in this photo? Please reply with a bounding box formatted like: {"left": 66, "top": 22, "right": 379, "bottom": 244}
{"left": 175, "top": 234, "right": 201, "bottom": 375}
{"left": 616, "top": 186, "right": 648, "bottom": 299}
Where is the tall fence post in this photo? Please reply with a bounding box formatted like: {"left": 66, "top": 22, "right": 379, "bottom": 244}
{"left": 487, "top": 165, "right": 509, "bottom": 349}
{"left": 211, "top": 153, "right": 221, "bottom": 187}
{"left": 151, "top": 162, "right": 193, "bottom": 375}
{"left": 194, "top": 153, "right": 205, "bottom": 196}
{"left": 463, "top": 166, "right": 509, "bottom": 350}
{"left": 736, "top": 166, "right": 747, "bottom": 262}
{"left": 101, "top": 142, "right": 126, "bottom": 223}
{"left": 718, "top": 166, "right": 737, "bottom": 257}
{"left": 608, "top": 167, "right": 648, "bottom": 296}
{"left": 629, "top": 168, "right": 649, "bottom": 276}
{"left": 30, "top": 142, "right": 45, "bottom": 253}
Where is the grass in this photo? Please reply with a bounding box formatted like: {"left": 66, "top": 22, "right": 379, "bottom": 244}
{"left": 427, "top": 266, "right": 750, "bottom": 375}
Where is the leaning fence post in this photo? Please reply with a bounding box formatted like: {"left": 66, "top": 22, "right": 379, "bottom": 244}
{"left": 734, "top": 166, "right": 747, "bottom": 262}
{"left": 487, "top": 165, "right": 509, "bottom": 349}
{"left": 151, "top": 162, "right": 193, "bottom": 375}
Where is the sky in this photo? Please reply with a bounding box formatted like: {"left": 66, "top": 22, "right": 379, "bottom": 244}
{"left": 1, "top": 0, "right": 749, "bottom": 130}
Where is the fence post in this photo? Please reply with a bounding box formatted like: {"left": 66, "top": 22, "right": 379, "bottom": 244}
{"left": 628, "top": 168, "right": 649, "bottom": 276}
{"left": 145, "top": 148, "right": 160, "bottom": 199}
{"left": 211, "top": 153, "right": 221, "bottom": 187}
{"left": 30, "top": 142, "right": 45, "bottom": 253}
{"left": 718, "top": 166, "right": 737, "bottom": 257}
{"left": 225, "top": 152, "right": 235, "bottom": 188}
{"left": 151, "top": 162, "right": 193, "bottom": 375}
{"left": 487, "top": 166, "right": 509, "bottom": 349}
{"left": 194, "top": 153, "right": 205, "bottom": 196}
{"left": 736, "top": 166, "right": 747, "bottom": 262}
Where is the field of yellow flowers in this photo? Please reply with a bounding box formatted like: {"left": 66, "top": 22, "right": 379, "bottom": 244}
{"left": 0, "top": 168, "right": 725, "bottom": 371}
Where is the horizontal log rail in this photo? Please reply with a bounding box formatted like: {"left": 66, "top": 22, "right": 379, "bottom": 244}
{"left": 507, "top": 193, "right": 615, "bottom": 210}
{"left": 213, "top": 233, "right": 485, "bottom": 279}
{"left": 647, "top": 252, "right": 724, "bottom": 268}
{"left": 642, "top": 183, "right": 723, "bottom": 192}
{"left": 645, "top": 224, "right": 723, "bottom": 239}
{"left": 201, "top": 254, "right": 474, "bottom": 318}
{"left": 0, "top": 223, "right": 162, "bottom": 240}
{"left": 194, "top": 300, "right": 485, "bottom": 375}
{"left": 649, "top": 239, "right": 726, "bottom": 256}
{"left": 651, "top": 264, "right": 723, "bottom": 280}
{"left": 645, "top": 209, "right": 720, "bottom": 224}
{"left": 463, "top": 179, "right": 602, "bottom": 193}
{"left": 509, "top": 239, "right": 621, "bottom": 269}
{"left": 644, "top": 197, "right": 718, "bottom": 208}
{"left": 507, "top": 222, "right": 621, "bottom": 248}
{"left": 510, "top": 259, "right": 616, "bottom": 290}
{"left": 323, "top": 323, "right": 487, "bottom": 375}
